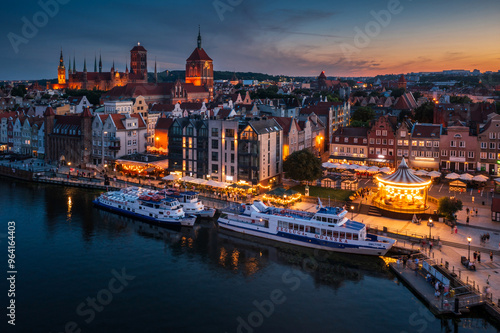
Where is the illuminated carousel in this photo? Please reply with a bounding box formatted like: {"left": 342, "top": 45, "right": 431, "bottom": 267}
{"left": 373, "top": 158, "right": 431, "bottom": 217}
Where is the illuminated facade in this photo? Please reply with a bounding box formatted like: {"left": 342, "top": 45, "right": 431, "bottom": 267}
{"left": 51, "top": 44, "right": 148, "bottom": 91}
{"left": 185, "top": 27, "right": 214, "bottom": 100}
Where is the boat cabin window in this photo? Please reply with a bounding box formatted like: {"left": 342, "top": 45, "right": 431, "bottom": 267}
{"left": 321, "top": 229, "right": 326, "bottom": 236}
{"left": 310, "top": 227, "right": 316, "bottom": 234}
{"left": 340, "top": 232, "right": 345, "bottom": 239}
{"left": 346, "top": 233, "right": 352, "bottom": 240}
{"left": 327, "top": 230, "right": 333, "bottom": 237}
{"left": 333, "top": 231, "right": 339, "bottom": 238}
{"left": 333, "top": 219, "right": 337, "bottom": 224}
{"left": 322, "top": 217, "right": 327, "bottom": 222}
{"left": 352, "top": 234, "right": 359, "bottom": 240}
{"left": 299, "top": 225, "right": 304, "bottom": 232}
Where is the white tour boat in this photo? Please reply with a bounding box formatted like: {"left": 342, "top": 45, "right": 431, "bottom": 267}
{"left": 93, "top": 187, "right": 196, "bottom": 226}
{"left": 168, "top": 191, "right": 216, "bottom": 218}
{"left": 218, "top": 200, "right": 395, "bottom": 256}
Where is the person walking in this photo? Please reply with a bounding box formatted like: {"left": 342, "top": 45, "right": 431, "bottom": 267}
{"left": 473, "top": 251, "right": 477, "bottom": 261}
{"left": 466, "top": 216, "right": 469, "bottom": 225}
{"left": 490, "top": 251, "right": 493, "bottom": 261}
{"left": 454, "top": 226, "right": 458, "bottom": 234}
{"left": 478, "top": 252, "right": 481, "bottom": 263}
{"left": 466, "top": 207, "right": 470, "bottom": 216}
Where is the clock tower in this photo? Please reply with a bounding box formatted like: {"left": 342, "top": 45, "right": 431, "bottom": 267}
{"left": 58, "top": 49, "right": 66, "bottom": 85}
{"left": 185, "top": 26, "right": 213, "bottom": 99}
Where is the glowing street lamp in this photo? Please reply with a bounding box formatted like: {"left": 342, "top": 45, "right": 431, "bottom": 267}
{"left": 351, "top": 205, "right": 354, "bottom": 220}
{"left": 428, "top": 218, "right": 433, "bottom": 239}
{"left": 467, "top": 236, "right": 472, "bottom": 261}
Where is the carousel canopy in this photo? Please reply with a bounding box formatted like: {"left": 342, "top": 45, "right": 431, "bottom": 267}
{"left": 377, "top": 158, "right": 429, "bottom": 185}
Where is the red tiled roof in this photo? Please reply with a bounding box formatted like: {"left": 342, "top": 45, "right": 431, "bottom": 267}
{"left": 186, "top": 48, "right": 212, "bottom": 61}
{"left": 180, "top": 102, "right": 203, "bottom": 110}
{"left": 411, "top": 124, "right": 441, "bottom": 138}
{"left": 151, "top": 104, "right": 175, "bottom": 112}
{"left": 156, "top": 117, "right": 173, "bottom": 130}
{"left": 332, "top": 127, "right": 368, "bottom": 137}
{"left": 44, "top": 106, "right": 55, "bottom": 117}
{"left": 269, "top": 116, "right": 293, "bottom": 135}
{"left": 217, "top": 108, "right": 233, "bottom": 119}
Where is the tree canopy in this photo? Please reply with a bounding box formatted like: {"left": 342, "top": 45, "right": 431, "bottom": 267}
{"left": 438, "top": 197, "right": 463, "bottom": 221}
{"left": 413, "top": 102, "right": 435, "bottom": 123}
{"left": 351, "top": 106, "right": 375, "bottom": 123}
{"left": 283, "top": 149, "right": 322, "bottom": 182}
{"left": 450, "top": 96, "right": 473, "bottom": 104}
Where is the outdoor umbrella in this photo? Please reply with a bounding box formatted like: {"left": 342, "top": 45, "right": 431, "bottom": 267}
{"left": 162, "top": 174, "right": 180, "bottom": 181}
{"left": 415, "top": 170, "right": 429, "bottom": 176}
{"left": 355, "top": 165, "right": 368, "bottom": 172}
{"left": 472, "top": 175, "right": 489, "bottom": 182}
{"left": 367, "top": 166, "right": 380, "bottom": 173}
{"left": 379, "top": 167, "right": 391, "bottom": 174}
{"left": 428, "top": 171, "right": 441, "bottom": 178}
{"left": 322, "top": 162, "right": 333, "bottom": 168}
{"left": 347, "top": 164, "right": 359, "bottom": 170}
{"left": 445, "top": 173, "right": 460, "bottom": 180}
{"left": 336, "top": 164, "right": 348, "bottom": 170}
{"left": 180, "top": 176, "right": 194, "bottom": 182}
{"left": 459, "top": 173, "right": 473, "bottom": 181}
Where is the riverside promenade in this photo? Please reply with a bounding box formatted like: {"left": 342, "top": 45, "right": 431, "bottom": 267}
{"left": 294, "top": 199, "right": 500, "bottom": 321}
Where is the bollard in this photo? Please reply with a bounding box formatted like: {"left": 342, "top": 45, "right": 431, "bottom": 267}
{"left": 459, "top": 271, "right": 461, "bottom": 279}
{"left": 467, "top": 276, "right": 469, "bottom": 283}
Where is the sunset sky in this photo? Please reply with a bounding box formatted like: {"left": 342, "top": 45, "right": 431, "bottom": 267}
{"left": 1, "top": 0, "right": 499, "bottom": 80}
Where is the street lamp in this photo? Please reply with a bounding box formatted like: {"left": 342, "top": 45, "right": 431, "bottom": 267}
{"left": 428, "top": 218, "right": 433, "bottom": 240}
{"left": 467, "top": 236, "right": 472, "bottom": 261}
{"left": 351, "top": 205, "right": 354, "bottom": 220}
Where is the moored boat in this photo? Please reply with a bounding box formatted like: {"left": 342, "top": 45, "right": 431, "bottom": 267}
{"left": 218, "top": 200, "right": 395, "bottom": 256}
{"left": 93, "top": 187, "right": 196, "bottom": 226}
{"left": 167, "top": 191, "right": 216, "bottom": 218}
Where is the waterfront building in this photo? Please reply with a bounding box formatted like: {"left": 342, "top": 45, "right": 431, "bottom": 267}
{"left": 367, "top": 115, "right": 397, "bottom": 167}
{"left": 409, "top": 123, "right": 442, "bottom": 170}
{"left": 44, "top": 106, "right": 93, "bottom": 166}
{"left": 395, "top": 119, "right": 412, "bottom": 166}
{"left": 439, "top": 124, "right": 478, "bottom": 172}
{"left": 477, "top": 114, "right": 500, "bottom": 175}
{"left": 91, "top": 112, "right": 148, "bottom": 166}
{"left": 238, "top": 118, "right": 283, "bottom": 186}
{"left": 330, "top": 127, "right": 368, "bottom": 164}
{"left": 208, "top": 119, "right": 239, "bottom": 182}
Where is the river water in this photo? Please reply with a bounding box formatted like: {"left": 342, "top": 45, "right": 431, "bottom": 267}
{"left": 2, "top": 179, "right": 499, "bottom": 333}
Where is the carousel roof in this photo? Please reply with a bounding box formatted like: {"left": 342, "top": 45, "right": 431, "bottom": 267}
{"left": 378, "top": 158, "right": 429, "bottom": 185}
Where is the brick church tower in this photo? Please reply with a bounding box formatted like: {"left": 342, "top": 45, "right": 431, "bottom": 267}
{"left": 130, "top": 43, "right": 147, "bottom": 80}
{"left": 185, "top": 26, "right": 213, "bottom": 99}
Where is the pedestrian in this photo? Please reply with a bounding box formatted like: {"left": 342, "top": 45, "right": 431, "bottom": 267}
{"left": 429, "top": 241, "right": 433, "bottom": 251}
{"left": 403, "top": 256, "right": 407, "bottom": 268}
{"left": 478, "top": 252, "right": 481, "bottom": 263}
{"left": 473, "top": 251, "right": 477, "bottom": 260}
{"left": 466, "top": 216, "right": 469, "bottom": 225}
{"left": 490, "top": 251, "right": 493, "bottom": 261}
{"left": 454, "top": 226, "right": 458, "bottom": 234}
{"left": 476, "top": 208, "right": 478, "bottom": 216}
{"left": 466, "top": 207, "right": 470, "bottom": 215}
{"left": 450, "top": 225, "right": 454, "bottom": 234}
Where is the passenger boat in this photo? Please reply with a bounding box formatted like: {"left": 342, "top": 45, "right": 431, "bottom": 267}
{"left": 218, "top": 200, "right": 395, "bottom": 256}
{"left": 93, "top": 187, "right": 196, "bottom": 226}
{"left": 167, "top": 191, "right": 216, "bottom": 218}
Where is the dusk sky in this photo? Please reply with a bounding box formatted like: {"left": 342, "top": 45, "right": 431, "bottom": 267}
{"left": 1, "top": 0, "right": 499, "bottom": 80}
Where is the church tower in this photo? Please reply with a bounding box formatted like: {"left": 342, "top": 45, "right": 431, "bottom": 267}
{"left": 185, "top": 26, "right": 213, "bottom": 99}
{"left": 130, "top": 42, "right": 147, "bottom": 81}
{"left": 58, "top": 49, "right": 66, "bottom": 85}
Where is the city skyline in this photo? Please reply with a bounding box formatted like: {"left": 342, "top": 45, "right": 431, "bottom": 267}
{"left": 1, "top": 0, "right": 500, "bottom": 81}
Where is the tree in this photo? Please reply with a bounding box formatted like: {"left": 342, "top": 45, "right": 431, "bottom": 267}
{"left": 11, "top": 85, "right": 26, "bottom": 97}
{"left": 351, "top": 106, "right": 375, "bottom": 123}
{"left": 283, "top": 149, "right": 322, "bottom": 182}
{"left": 438, "top": 197, "right": 463, "bottom": 221}
{"left": 450, "top": 96, "right": 473, "bottom": 104}
{"left": 413, "top": 91, "right": 423, "bottom": 99}
{"left": 391, "top": 88, "right": 406, "bottom": 98}
{"left": 413, "top": 102, "right": 435, "bottom": 123}
{"left": 350, "top": 120, "right": 370, "bottom": 127}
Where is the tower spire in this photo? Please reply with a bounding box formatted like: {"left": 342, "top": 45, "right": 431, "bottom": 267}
{"left": 59, "top": 48, "right": 64, "bottom": 65}
{"left": 83, "top": 57, "right": 87, "bottom": 72}
{"left": 94, "top": 53, "right": 97, "bottom": 72}
{"left": 154, "top": 57, "right": 157, "bottom": 83}
{"left": 197, "top": 25, "right": 202, "bottom": 49}
{"left": 99, "top": 51, "right": 102, "bottom": 73}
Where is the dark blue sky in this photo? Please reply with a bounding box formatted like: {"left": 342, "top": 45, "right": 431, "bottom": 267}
{"left": 1, "top": 0, "right": 499, "bottom": 80}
